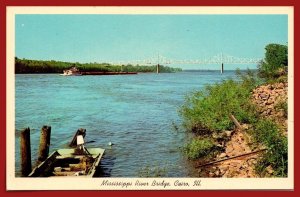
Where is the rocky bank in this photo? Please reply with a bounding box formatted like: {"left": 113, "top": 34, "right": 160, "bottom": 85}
{"left": 197, "top": 82, "right": 288, "bottom": 178}
{"left": 252, "top": 82, "right": 288, "bottom": 135}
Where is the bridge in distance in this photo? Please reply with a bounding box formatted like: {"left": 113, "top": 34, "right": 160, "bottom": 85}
{"left": 106, "top": 53, "right": 263, "bottom": 73}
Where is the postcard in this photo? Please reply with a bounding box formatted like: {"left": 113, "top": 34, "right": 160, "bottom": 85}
{"left": 6, "top": 6, "right": 294, "bottom": 190}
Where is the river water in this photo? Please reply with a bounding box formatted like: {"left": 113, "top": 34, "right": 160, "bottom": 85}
{"left": 15, "top": 71, "right": 236, "bottom": 177}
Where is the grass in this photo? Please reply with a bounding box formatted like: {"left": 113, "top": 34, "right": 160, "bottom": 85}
{"left": 250, "top": 119, "right": 288, "bottom": 177}
{"left": 184, "top": 138, "right": 216, "bottom": 160}
{"left": 137, "top": 165, "right": 167, "bottom": 177}
{"left": 275, "top": 100, "right": 288, "bottom": 118}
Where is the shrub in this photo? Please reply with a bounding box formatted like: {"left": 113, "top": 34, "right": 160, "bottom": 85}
{"left": 184, "top": 138, "right": 215, "bottom": 160}
{"left": 179, "top": 73, "right": 258, "bottom": 134}
{"left": 251, "top": 119, "right": 288, "bottom": 177}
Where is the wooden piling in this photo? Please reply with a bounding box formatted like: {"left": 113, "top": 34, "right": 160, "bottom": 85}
{"left": 156, "top": 64, "right": 160, "bottom": 73}
{"left": 38, "top": 125, "right": 51, "bottom": 163}
{"left": 20, "top": 127, "right": 31, "bottom": 177}
{"left": 69, "top": 128, "right": 86, "bottom": 147}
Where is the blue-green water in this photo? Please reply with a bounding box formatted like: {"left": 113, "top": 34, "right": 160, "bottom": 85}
{"left": 15, "top": 71, "right": 236, "bottom": 177}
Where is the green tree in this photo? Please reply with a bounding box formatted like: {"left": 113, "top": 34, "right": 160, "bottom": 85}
{"left": 258, "top": 43, "right": 288, "bottom": 80}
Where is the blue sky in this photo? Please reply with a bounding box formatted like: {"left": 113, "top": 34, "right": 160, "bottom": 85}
{"left": 15, "top": 14, "right": 288, "bottom": 70}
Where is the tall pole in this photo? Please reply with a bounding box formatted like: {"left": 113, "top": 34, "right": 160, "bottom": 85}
{"left": 157, "top": 52, "right": 160, "bottom": 74}
{"left": 221, "top": 63, "right": 224, "bottom": 74}
{"left": 221, "top": 52, "right": 224, "bottom": 74}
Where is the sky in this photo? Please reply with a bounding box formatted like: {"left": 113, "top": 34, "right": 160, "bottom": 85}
{"left": 15, "top": 14, "right": 288, "bottom": 70}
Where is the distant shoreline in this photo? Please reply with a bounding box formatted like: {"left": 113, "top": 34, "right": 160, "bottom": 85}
{"left": 15, "top": 57, "right": 182, "bottom": 74}
{"left": 183, "top": 69, "right": 258, "bottom": 72}
{"left": 14, "top": 70, "right": 256, "bottom": 74}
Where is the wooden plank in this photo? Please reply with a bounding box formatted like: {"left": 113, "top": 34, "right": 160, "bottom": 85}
{"left": 28, "top": 151, "right": 59, "bottom": 177}
{"left": 54, "top": 167, "right": 71, "bottom": 172}
{"left": 53, "top": 171, "right": 84, "bottom": 176}
{"left": 196, "top": 148, "right": 267, "bottom": 168}
{"left": 56, "top": 155, "right": 84, "bottom": 160}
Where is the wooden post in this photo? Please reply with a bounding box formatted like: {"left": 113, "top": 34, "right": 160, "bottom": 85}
{"left": 229, "top": 114, "right": 252, "bottom": 144}
{"left": 156, "top": 64, "right": 160, "bottom": 73}
{"left": 20, "top": 127, "right": 31, "bottom": 176}
{"left": 38, "top": 125, "right": 51, "bottom": 163}
{"left": 229, "top": 114, "right": 243, "bottom": 130}
{"left": 69, "top": 128, "right": 86, "bottom": 147}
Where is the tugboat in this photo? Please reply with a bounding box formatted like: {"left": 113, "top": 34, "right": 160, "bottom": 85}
{"left": 60, "top": 66, "right": 82, "bottom": 76}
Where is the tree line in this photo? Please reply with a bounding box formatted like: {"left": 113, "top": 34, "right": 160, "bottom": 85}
{"left": 15, "top": 57, "right": 182, "bottom": 74}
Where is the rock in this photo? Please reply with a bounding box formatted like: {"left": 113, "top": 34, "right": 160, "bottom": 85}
{"left": 266, "top": 165, "right": 274, "bottom": 174}
{"left": 217, "top": 143, "right": 224, "bottom": 148}
{"left": 277, "top": 83, "right": 284, "bottom": 89}
{"left": 277, "top": 110, "right": 285, "bottom": 117}
{"left": 225, "top": 130, "right": 233, "bottom": 137}
{"left": 267, "top": 99, "right": 274, "bottom": 105}
{"left": 231, "top": 161, "right": 242, "bottom": 168}
{"left": 240, "top": 162, "right": 248, "bottom": 170}
{"left": 226, "top": 145, "right": 234, "bottom": 153}
{"left": 212, "top": 132, "right": 226, "bottom": 139}
{"left": 241, "top": 124, "right": 249, "bottom": 130}
{"left": 267, "top": 85, "right": 274, "bottom": 90}
{"left": 244, "top": 146, "right": 251, "bottom": 152}
{"left": 219, "top": 165, "right": 229, "bottom": 173}
{"left": 267, "top": 104, "right": 273, "bottom": 109}
{"left": 219, "top": 153, "right": 227, "bottom": 158}
{"left": 260, "top": 93, "right": 269, "bottom": 100}
{"left": 247, "top": 158, "right": 257, "bottom": 166}
{"left": 233, "top": 146, "right": 244, "bottom": 153}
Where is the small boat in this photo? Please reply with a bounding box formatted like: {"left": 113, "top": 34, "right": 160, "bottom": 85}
{"left": 28, "top": 148, "right": 105, "bottom": 177}
{"left": 60, "top": 66, "right": 82, "bottom": 76}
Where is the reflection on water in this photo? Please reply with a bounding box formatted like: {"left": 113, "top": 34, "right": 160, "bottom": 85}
{"left": 15, "top": 71, "right": 236, "bottom": 177}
